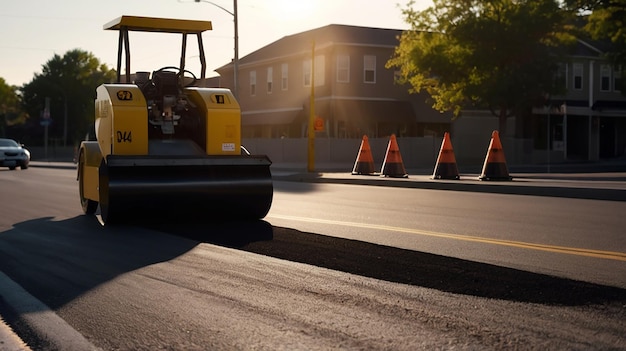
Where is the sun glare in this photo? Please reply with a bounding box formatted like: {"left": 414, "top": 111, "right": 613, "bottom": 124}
{"left": 274, "top": 0, "right": 316, "bottom": 17}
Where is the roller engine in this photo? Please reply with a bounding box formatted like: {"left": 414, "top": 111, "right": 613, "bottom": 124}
{"left": 77, "top": 16, "right": 273, "bottom": 224}
{"left": 137, "top": 67, "right": 199, "bottom": 141}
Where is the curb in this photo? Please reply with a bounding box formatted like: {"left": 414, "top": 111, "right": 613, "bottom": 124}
{"left": 0, "top": 317, "right": 31, "bottom": 351}
{"left": 0, "top": 272, "right": 100, "bottom": 351}
{"left": 272, "top": 172, "right": 626, "bottom": 202}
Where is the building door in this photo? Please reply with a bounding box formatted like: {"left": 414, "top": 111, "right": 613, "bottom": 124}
{"left": 600, "top": 117, "right": 616, "bottom": 158}
{"left": 566, "top": 115, "right": 589, "bottom": 160}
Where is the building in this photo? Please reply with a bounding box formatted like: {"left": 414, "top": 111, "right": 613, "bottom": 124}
{"left": 209, "top": 24, "right": 625, "bottom": 167}
{"left": 214, "top": 24, "right": 452, "bottom": 140}
{"left": 530, "top": 38, "right": 626, "bottom": 162}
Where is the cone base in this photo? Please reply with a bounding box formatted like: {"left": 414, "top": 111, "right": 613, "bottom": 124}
{"left": 352, "top": 162, "right": 376, "bottom": 175}
{"left": 432, "top": 163, "right": 460, "bottom": 180}
{"left": 382, "top": 174, "right": 409, "bottom": 178}
{"left": 479, "top": 163, "right": 512, "bottom": 181}
{"left": 479, "top": 175, "right": 513, "bottom": 181}
{"left": 352, "top": 172, "right": 379, "bottom": 176}
{"left": 381, "top": 163, "right": 408, "bottom": 178}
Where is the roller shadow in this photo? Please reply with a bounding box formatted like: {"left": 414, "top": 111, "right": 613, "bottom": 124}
{"left": 0, "top": 216, "right": 199, "bottom": 311}
{"left": 1, "top": 216, "right": 623, "bottom": 310}
{"left": 141, "top": 219, "right": 274, "bottom": 248}
{"left": 158, "top": 223, "right": 626, "bottom": 306}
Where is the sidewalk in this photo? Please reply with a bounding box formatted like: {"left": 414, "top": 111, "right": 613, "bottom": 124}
{"left": 273, "top": 170, "right": 626, "bottom": 202}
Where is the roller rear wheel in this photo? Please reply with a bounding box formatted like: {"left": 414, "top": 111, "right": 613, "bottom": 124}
{"left": 78, "top": 150, "right": 98, "bottom": 214}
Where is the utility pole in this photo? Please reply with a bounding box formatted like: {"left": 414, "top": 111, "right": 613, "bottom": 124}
{"left": 43, "top": 97, "right": 51, "bottom": 160}
{"left": 194, "top": 0, "right": 238, "bottom": 98}
{"left": 62, "top": 91, "right": 68, "bottom": 147}
{"left": 233, "top": 0, "right": 238, "bottom": 98}
{"left": 307, "top": 41, "right": 315, "bottom": 172}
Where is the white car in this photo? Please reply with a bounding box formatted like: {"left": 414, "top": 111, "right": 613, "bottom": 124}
{"left": 0, "top": 138, "right": 30, "bottom": 170}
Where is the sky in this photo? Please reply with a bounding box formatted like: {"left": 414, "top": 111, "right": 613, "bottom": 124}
{"left": 0, "top": 0, "right": 432, "bottom": 87}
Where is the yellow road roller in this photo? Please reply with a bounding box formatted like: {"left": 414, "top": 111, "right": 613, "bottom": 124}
{"left": 77, "top": 16, "right": 272, "bottom": 223}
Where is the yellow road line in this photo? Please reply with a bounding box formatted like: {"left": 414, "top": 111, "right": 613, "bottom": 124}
{"left": 268, "top": 214, "right": 626, "bottom": 262}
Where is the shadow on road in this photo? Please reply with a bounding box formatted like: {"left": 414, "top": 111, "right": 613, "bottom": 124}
{"left": 1, "top": 216, "right": 624, "bottom": 312}
{"left": 0, "top": 216, "right": 274, "bottom": 349}
{"left": 161, "top": 223, "right": 626, "bottom": 307}
{"left": 0, "top": 216, "right": 200, "bottom": 312}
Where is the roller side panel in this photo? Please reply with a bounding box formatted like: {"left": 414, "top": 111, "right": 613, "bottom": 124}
{"left": 185, "top": 88, "right": 241, "bottom": 155}
{"left": 95, "top": 84, "right": 149, "bottom": 158}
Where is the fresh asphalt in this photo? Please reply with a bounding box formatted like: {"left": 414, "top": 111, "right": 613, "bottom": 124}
{"left": 1, "top": 159, "right": 626, "bottom": 349}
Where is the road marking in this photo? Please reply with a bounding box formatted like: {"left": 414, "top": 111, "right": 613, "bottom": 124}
{"left": 268, "top": 214, "right": 626, "bottom": 262}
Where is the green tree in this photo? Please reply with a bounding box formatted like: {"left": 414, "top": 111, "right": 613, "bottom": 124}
{"left": 0, "top": 77, "right": 28, "bottom": 138}
{"left": 387, "top": 0, "right": 577, "bottom": 135}
{"left": 21, "top": 49, "right": 116, "bottom": 146}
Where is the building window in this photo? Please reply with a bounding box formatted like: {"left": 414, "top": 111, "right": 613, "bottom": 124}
{"left": 600, "top": 64, "right": 611, "bottom": 92}
{"left": 364, "top": 55, "right": 376, "bottom": 83}
{"left": 304, "top": 56, "right": 325, "bottom": 87}
{"left": 615, "top": 65, "right": 622, "bottom": 92}
{"left": 267, "top": 67, "right": 273, "bottom": 94}
{"left": 250, "top": 70, "right": 256, "bottom": 96}
{"left": 281, "top": 63, "right": 288, "bottom": 90}
{"left": 573, "top": 63, "right": 583, "bottom": 90}
{"left": 303, "top": 60, "right": 311, "bottom": 87}
{"left": 337, "top": 54, "right": 350, "bottom": 83}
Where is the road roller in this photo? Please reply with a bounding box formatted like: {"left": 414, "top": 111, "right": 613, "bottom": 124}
{"left": 77, "top": 16, "right": 273, "bottom": 224}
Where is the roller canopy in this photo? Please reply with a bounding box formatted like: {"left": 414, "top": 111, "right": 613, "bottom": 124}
{"left": 104, "top": 15, "right": 212, "bottom": 34}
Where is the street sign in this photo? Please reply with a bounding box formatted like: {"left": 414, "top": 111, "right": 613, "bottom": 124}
{"left": 314, "top": 116, "right": 324, "bottom": 131}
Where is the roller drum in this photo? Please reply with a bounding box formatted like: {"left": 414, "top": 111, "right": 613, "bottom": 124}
{"left": 99, "top": 155, "right": 273, "bottom": 223}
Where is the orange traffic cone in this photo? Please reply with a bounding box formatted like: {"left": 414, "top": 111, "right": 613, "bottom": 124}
{"left": 479, "top": 130, "right": 512, "bottom": 181}
{"left": 352, "top": 135, "right": 377, "bottom": 175}
{"left": 432, "top": 132, "right": 460, "bottom": 180}
{"left": 381, "top": 134, "right": 408, "bottom": 178}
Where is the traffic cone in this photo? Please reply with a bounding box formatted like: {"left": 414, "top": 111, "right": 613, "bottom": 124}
{"left": 479, "top": 130, "right": 512, "bottom": 181}
{"left": 352, "top": 135, "right": 377, "bottom": 175}
{"left": 381, "top": 134, "right": 408, "bottom": 178}
{"left": 432, "top": 132, "right": 460, "bottom": 180}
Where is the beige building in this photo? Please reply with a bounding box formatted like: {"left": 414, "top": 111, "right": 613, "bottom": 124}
{"left": 207, "top": 24, "right": 625, "bottom": 167}
{"left": 214, "top": 24, "right": 452, "bottom": 140}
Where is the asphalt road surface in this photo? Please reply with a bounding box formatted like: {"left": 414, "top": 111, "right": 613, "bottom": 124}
{"left": 0, "top": 166, "right": 624, "bottom": 350}
{"left": 266, "top": 180, "right": 626, "bottom": 289}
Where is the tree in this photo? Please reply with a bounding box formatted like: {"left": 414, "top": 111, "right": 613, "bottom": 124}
{"left": 387, "top": 0, "right": 577, "bottom": 136}
{"left": 0, "top": 78, "right": 28, "bottom": 139}
{"left": 20, "top": 49, "right": 116, "bottom": 146}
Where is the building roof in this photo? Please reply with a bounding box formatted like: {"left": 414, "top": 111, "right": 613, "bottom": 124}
{"left": 216, "top": 21, "right": 615, "bottom": 72}
{"left": 570, "top": 38, "right": 608, "bottom": 57}
{"left": 565, "top": 15, "right": 613, "bottom": 58}
{"left": 216, "top": 24, "right": 402, "bottom": 72}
